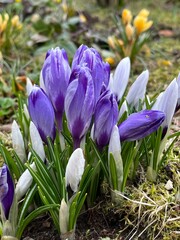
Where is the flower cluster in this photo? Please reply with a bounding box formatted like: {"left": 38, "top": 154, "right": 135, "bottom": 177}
{"left": 0, "top": 13, "right": 22, "bottom": 52}
{"left": 0, "top": 45, "right": 179, "bottom": 240}
{"left": 108, "top": 8, "right": 153, "bottom": 63}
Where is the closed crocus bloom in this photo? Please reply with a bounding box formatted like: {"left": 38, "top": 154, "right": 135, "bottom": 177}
{"left": 28, "top": 86, "right": 56, "bottom": 143}
{"left": 119, "top": 110, "right": 165, "bottom": 142}
{"left": 108, "top": 125, "right": 123, "bottom": 191}
{"left": 125, "top": 23, "right": 134, "bottom": 41}
{"left": 138, "top": 9, "right": 150, "bottom": 18}
{"left": 94, "top": 90, "right": 118, "bottom": 148}
{"left": 134, "top": 16, "right": 153, "bottom": 35}
{"left": 176, "top": 73, "right": 180, "bottom": 111}
{"left": 72, "top": 45, "right": 110, "bottom": 103}
{"left": 59, "top": 199, "right": 69, "bottom": 234}
{"left": 126, "top": 70, "right": 149, "bottom": 109}
{"left": 109, "top": 57, "right": 130, "bottom": 102}
{"left": 30, "top": 122, "right": 45, "bottom": 161}
{"left": 0, "top": 164, "right": 14, "bottom": 219}
{"left": 65, "top": 66, "right": 94, "bottom": 148}
{"left": 15, "top": 163, "right": 36, "bottom": 201}
{"left": 122, "top": 9, "right": 132, "bottom": 25}
{"left": 11, "top": 120, "right": 26, "bottom": 163}
{"left": 42, "top": 47, "right": 71, "bottom": 130}
{"left": 152, "top": 79, "right": 178, "bottom": 131}
{"left": 65, "top": 148, "right": 85, "bottom": 192}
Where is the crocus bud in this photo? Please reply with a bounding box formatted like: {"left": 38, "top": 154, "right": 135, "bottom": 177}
{"left": 11, "top": 120, "right": 26, "bottom": 163}
{"left": 118, "top": 100, "right": 128, "bottom": 121}
{"left": 152, "top": 79, "right": 178, "bottom": 132}
{"left": 176, "top": 73, "right": 180, "bottom": 112}
{"left": 59, "top": 199, "right": 69, "bottom": 234}
{"left": 94, "top": 90, "right": 118, "bottom": 148}
{"left": 28, "top": 86, "right": 56, "bottom": 143}
{"left": 126, "top": 70, "right": 149, "bottom": 109}
{"left": 29, "top": 122, "right": 45, "bottom": 161}
{"left": 42, "top": 48, "right": 71, "bottom": 130}
{"left": 119, "top": 110, "right": 165, "bottom": 142}
{"left": 109, "top": 57, "right": 130, "bottom": 102}
{"left": 0, "top": 164, "right": 14, "bottom": 219}
{"left": 108, "top": 125, "right": 123, "bottom": 191}
{"left": 65, "top": 148, "right": 85, "bottom": 192}
{"left": 26, "top": 77, "right": 33, "bottom": 96}
{"left": 72, "top": 45, "right": 110, "bottom": 103}
{"left": 15, "top": 163, "right": 36, "bottom": 201}
{"left": 65, "top": 66, "right": 95, "bottom": 148}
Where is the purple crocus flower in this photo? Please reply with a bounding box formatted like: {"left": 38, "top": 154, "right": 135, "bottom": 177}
{"left": 94, "top": 90, "right": 118, "bottom": 149}
{"left": 0, "top": 164, "right": 14, "bottom": 219}
{"left": 41, "top": 47, "right": 71, "bottom": 130}
{"left": 65, "top": 66, "right": 95, "bottom": 149}
{"left": 28, "top": 86, "right": 56, "bottom": 143}
{"left": 119, "top": 110, "right": 165, "bottom": 142}
{"left": 71, "top": 45, "right": 110, "bottom": 104}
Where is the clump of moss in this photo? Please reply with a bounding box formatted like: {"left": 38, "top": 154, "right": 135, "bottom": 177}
{"left": 114, "top": 155, "right": 180, "bottom": 239}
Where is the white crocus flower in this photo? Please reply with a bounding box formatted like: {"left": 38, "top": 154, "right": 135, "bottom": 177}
{"left": 30, "top": 122, "right": 45, "bottom": 161}
{"left": 59, "top": 199, "right": 69, "bottom": 234}
{"left": 108, "top": 125, "right": 123, "bottom": 191}
{"left": 152, "top": 78, "right": 178, "bottom": 129}
{"left": 39, "top": 70, "right": 46, "bottom": 92}
{"left": 176, "top": 73, "right": 180, "bottom": 110}
{"left": 11, "top": 120, "right": 26, "bottom": 163}
{"left": 15, "top": 162, "right": 36, "bottom": 201}
{"left": 126, "top": 70, "right": 149, "bottom": 109}
{"left": 110, "top": 57, "right": 130, "bottom": 101}
{"left": 118, "top": 100, "right": 128, "bottom": 121}
{"left": 26, "top": 77, "right": 33, "bottom": 96}
{"left": 65, "top": 148, "right": 85, "bottom": 192}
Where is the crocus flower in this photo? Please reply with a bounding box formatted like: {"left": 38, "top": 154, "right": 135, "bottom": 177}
{"left": 122, "top": 9, "right": 132, "bottom": 25}
{"left": 59, "top": 199, "right": 69, "bottom": 235}
{"left": 119, "top": 110, "right": 165, "bottom": 142}
{"left": 65, "top": 148, "right": 85, "bottom": 192}
{"left": 41, "top": 47, "right": 71, "bottom": 130}
{"left": 133, "top": 16, "right": 153, "bottom": 35}
{"left": 28, "top": 86, "right": 56, "bottom": 143}
{"left": 126, "top": 70, "right": 149, "bottom": 109}
{"left": 65, "top": 66, "right": 94, "bottom": 148}
{"left": 11, "top": 120, "right": 26, "bottom": 163}
{"left": 15, "top": 162, "right": 36, "bottom": 201}
{"left": 152, "top": 79, "right": 178, "bottom": 132}
{"left": 0, "top": 164, "right": 14, "bottom": 219}
{"left": 109, "top": 57, "right": 130, "bottom": 102}
{"left": 108, "top": 125, "right": 123, "bottom": 191}
{"left": 29, "top": 121, "right": 45, "bottom": 161}
{"left": 176, "top": 73, "right": 180, "bottom": 112}
{"left": 71, "top": 45, "right": 110, "bottom": 103}
{"left": 94, "top": 90, "right": 118, "bottom": 148}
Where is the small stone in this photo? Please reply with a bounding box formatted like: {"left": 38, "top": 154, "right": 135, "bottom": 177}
{"left": 165, "top": 180, "right": 173, "bottom": 190}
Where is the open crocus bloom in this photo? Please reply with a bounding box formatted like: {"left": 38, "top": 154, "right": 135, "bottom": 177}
{"left": 119, "top": 110, "right": 165, "bottom": 142}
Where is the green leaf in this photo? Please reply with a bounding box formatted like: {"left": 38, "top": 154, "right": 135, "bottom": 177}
{"left": 17, "top": 204, "right": 59, "bottom": 239}
{"left": 0, "top": 144, "right": 20, "bottom": 179}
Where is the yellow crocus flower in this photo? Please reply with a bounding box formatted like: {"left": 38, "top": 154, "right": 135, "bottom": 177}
{"left": 4, "top": 13, "right": 9, "bottom": 22}
{"left": 122, "top": 9, "right": 132, "bottom": 25}
{"left": 11, "top": 15, "right": 22, "bottom": 30}
{"left": 138, "top": 9, "right": 149, "bottom": 18}
{"left": 105, "top": 57, "right": 115, "bottom": 66}
{"left": 108, "top": 36, "right": 116, "bottom": 49}
{"left": 134, "top": 16, "right": 153, "bottom": 35}
{"left": 125, "top": 23, "right": 134, "bottom": 41}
